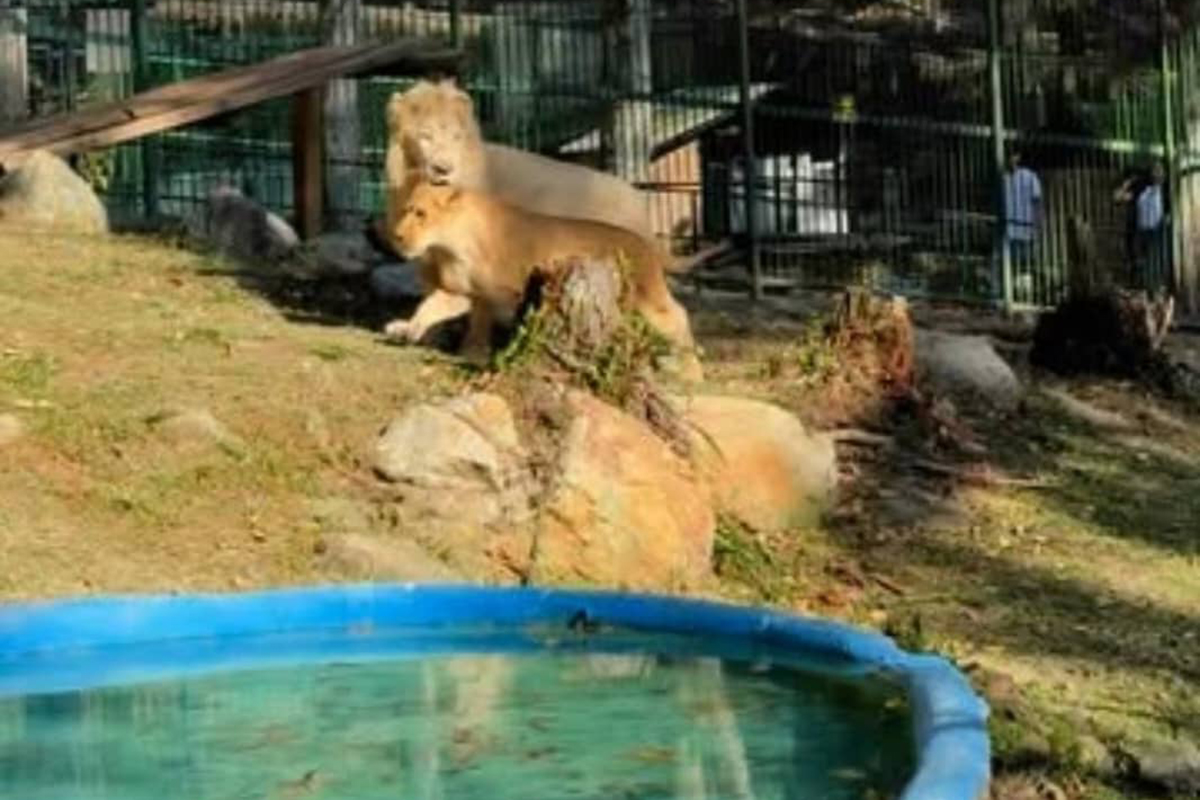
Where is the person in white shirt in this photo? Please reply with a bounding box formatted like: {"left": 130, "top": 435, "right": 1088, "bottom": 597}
{"left": 1003, "top": 149, "right": 1042, "bottom": 297}
{"left": 1134, "top": 161, "right": 1168, "bottom": 287}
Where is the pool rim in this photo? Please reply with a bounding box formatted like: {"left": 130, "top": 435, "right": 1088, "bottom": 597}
{"left": 0, "top": 583, "right": 990, "bottom": 800}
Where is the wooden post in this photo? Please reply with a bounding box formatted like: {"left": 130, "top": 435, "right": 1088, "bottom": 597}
{"left": 292, "top": 86, "right": 325, "bottom": 240}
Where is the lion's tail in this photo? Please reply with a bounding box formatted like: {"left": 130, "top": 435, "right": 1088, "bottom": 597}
{"left": 665, "top": 240, "right": 734, "bottom": 275}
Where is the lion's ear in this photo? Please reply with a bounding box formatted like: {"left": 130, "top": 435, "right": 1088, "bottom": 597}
{"left": 447, "top": 83, "right": 473, "bottom": 114}
{"left": 385, "top": 92, "right": 406, "bottom": 134}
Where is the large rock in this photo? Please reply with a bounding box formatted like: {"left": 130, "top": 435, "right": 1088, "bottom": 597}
{"left": 369, "top": 261, "right": 426, "bottom": 301}
{"left": 0, "top": 150, "right": 109, "bottom": 235}
{"left": 318, "top": 532, "right": 463, "bottom": 582}
{"left": 372, "top": 392, "right": 532, "bottom": 525}
{"left": 312, "top": 231, "right": 385, "bottom": 276}
{"left": 187, "top": 185, "right": 298, "bottom": 266}
{"left": 532, "top": 391, "right": 715, "bottom": 590}
{"left": 674, "top": 394, "right": 837, "bottom": 531}
{"left": 1128, "top": 737, "right": 1200, "bottom": 795}
{"left": 915, "top": 328, "right": 1022, "bottom": 411}
{"left": 146, "top": 408, "right": 245, "bottom": 456}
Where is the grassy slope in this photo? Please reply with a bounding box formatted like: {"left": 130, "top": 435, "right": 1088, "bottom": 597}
{"left": 2, "top": 229, "right": 1198, "bottom": 797}
{"left": 0, "top": 230, "right": 467, "bottom": 597}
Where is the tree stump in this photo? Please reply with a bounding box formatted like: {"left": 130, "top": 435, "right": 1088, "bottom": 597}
{"left": 498, "top": 255, "right": 691, "bottom": 454}
{"left": 1031, "top": 289, "right": 1174, "bottom": 378}
{"left": 544, "top": 256, "right": 624, "bottom": 352}
{"left": 1032, "top": 202, "right": 1181, "bottom": 385}
{"left": 828, "top": 288, "right": 915, "bottom": 390}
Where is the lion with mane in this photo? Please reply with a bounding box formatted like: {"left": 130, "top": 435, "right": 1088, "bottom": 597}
{"left": 377, "top": 78, "right": 656, "bottom": 346}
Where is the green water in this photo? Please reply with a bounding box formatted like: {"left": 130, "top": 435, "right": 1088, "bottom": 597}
{"left": 0, "top": 635, "right": 914, "bottom": 800}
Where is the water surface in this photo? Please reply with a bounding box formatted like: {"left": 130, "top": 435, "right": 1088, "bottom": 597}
{"left": 0, "top": 628, "right": 914, "bottom": 800}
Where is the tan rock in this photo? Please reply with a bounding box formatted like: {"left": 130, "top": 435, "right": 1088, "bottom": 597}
{"left": 0, "top": 150, "right": 109, "bottom": 236}
{"left": 532, "top": 391, "right": 715, "bottom": 590}
{"left": 317, "top": 532, "right": 463, "bottom": 582}
{"left": 674, "top": 394, "right": 837, "bottom": 531}
{"left": 372, "top": 392, "right": 532, "bottom": 525}
{"left": 148, "top": 408, "right": 246, "bottom": 455}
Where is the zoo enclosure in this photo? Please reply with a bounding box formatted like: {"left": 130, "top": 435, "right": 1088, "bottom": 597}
{"left": 2, "top": 0, "right": 1199, "bottom": 311}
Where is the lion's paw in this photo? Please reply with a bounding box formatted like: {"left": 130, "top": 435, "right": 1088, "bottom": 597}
{"left": 383, "top": 319, "right": 418, "bottom": 343}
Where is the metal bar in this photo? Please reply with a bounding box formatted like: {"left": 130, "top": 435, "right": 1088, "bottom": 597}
{"left": 1160, "top": 0, "right": 1180, "bottom": 296}
{"left": 130, "top": 0, "right": 158, "bottom": 219}
{"left": 987, "top": 0, "right": 1010, "bottom": 312}
{"left": 449, "top": 0, "right": 461, "bottom": 49}
{"left": 735, "top": 0, "right": 761, "bottom": 300}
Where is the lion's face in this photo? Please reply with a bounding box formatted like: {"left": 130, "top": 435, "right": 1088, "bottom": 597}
{"left": 393, "top": 182, "right": 463, "bottom": 257}
{"left": 388, "top": 80, "right": 479, "bottom": 187}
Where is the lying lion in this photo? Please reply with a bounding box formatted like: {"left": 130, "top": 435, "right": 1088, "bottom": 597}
{"left": 377, "top": 78, "right": 655, "bottom": 342}
{"left": 388, "top": 181, "right": 704, "bottom": 381}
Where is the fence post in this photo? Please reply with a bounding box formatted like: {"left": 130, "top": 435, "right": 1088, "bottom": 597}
{"left": 130, "top": 0, "right": 158, "bottom": 220}
{"left": 610, "top": 0, "right": 652, "bottom": 184}
{"left": 322, "top": 0, "right": 362, "bottom": 232}
{"left": 450, "top": 0, "right": 462, "bottom": 48}
{"left": 1159, "top": 0, "right": 1180, "bottom": 297}
{"left": 0, "top": 3, "right": 28, "bottom": 124}
{"left": 1176, "top": 31, "right": 1200, "bottom": 315}
{"left": 986, "top": 0, "right": 1010, "bottom": 311}
{"left": 735, "top": 0, "right": 762, "bottom": 300}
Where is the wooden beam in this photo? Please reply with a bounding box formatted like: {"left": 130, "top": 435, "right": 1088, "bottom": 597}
{"left": 292, "top": 86, "right": 326, "bottom": 241}
{"left": 0, "top": 39, "right": 462, "bottom": 170}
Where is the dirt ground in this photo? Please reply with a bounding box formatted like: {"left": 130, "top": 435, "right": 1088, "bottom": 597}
{"left": 1, "top": 229, "right": 1197, "bottom": 799}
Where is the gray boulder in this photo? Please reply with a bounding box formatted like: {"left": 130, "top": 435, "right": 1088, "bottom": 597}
{"left": 188, "top": 186, "right": 298, "bottom": 265}
{"left": 369, "top": 261, "right": 426, "bottom": 301}
{"left": 916, "top": 328, "right": 1023, "bottom": 411}
{"left": 311, "top": 230, "right": 385, "bottom": 276}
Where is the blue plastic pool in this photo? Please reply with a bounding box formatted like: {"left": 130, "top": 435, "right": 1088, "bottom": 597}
{"left": 0, "top": 584, "right": 990, "bottom": 800}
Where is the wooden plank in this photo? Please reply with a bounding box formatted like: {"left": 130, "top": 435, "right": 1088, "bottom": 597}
{"left": 292, "top": 86, "right": 325, "bottom": 240}
{"left": 0, "top": 39, "right": 461, "bottom": 168}
{"left": 0, "top": 46, "right": 353, "bottom": 150}
{"left": 0, "top": 41, "right": 442, "bottom": 154}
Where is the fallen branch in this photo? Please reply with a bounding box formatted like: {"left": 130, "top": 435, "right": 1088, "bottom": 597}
{"left": 908, "top": 458, "right": 1053, "bottom": 489}
{"left": 831, "top": 428, "right": 894, "bottom": 447}
{"left": 868, "top": 572, "right": 907, "bottom": 596}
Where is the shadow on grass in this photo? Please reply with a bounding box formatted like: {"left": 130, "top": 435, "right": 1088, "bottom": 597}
{"left": 899, "top": 535, "right": 1199, "bottom": 684}
{"left": 989, "top": 388, "right": 1200, "bottom": 560}
{"left": 193, "top": 267, "right": 404, "bottom": 333}
{"left": 822, "top": 382, "right": 1199, "bottom": 703}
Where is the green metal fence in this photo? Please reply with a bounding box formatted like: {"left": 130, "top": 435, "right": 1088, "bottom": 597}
{"left": 3, "top": 0, "right": 1197, "bottom": 310}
